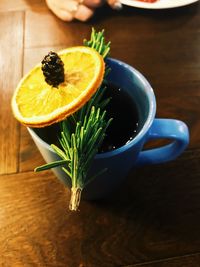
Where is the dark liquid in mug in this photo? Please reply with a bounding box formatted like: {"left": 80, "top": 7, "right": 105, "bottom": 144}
{"left": 99, "top": 83, "right": 139, "bottom": 152}
{"left": 34, "top": 83, "right": 140, "bottom": 153}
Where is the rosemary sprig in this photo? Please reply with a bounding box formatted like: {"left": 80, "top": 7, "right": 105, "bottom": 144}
{"left": 83, "top": 28, "right": 111, "bottom": 59}
{"left": 35, "top": 28, "right": 112, "bottom": 211}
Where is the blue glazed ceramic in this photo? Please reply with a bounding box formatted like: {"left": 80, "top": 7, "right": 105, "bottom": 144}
{"left": 28, "top": 58, "right": 189, "bottom": 200}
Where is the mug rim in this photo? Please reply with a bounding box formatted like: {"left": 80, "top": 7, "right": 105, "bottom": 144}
{"left": 28, "top": 58, "right": 156, "bottom": 159}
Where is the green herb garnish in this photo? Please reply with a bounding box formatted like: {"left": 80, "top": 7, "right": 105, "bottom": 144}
{"left": 35, "top": 28, "right": 112, "bottom": 211}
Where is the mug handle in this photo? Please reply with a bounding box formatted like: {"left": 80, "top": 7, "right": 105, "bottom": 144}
{"left": 136, "top": 119, "right": 189, "bottom": 166}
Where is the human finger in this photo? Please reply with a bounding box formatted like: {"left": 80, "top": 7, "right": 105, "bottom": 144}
{"left": 107, "top": 0, "right": 122, "bottom": 10}
{"left": 46, "top": 1, "right": 74, "bottom": 21}
{"left": 47, "top": 0, "right": 79, "bottom": 13}
{"left": 82, "top": 0, "right": 105, "bottom": 8}
{"left": 74, "top": 4, "right": 94, "bottom": 21}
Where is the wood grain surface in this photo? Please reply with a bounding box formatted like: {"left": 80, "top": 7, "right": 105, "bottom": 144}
{"left": 1, "top": 1, "right": 200, "bottom": 266}
{"left": 1, "top": 150, "right": 200, "bottom": 267}
{"left": 0, "top": 12, "right": 23, "bottom": 174}
{"left": 0, "top": 0, "right": 46, "bottom": 11}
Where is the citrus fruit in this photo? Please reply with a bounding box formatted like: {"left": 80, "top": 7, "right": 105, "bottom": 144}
{"left": 12, "top": 46, "right": 105, "bottom": 127}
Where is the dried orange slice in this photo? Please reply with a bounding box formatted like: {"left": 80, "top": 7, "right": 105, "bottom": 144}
{"left": 12, "top": 46, "right": 105, "bottom": 127}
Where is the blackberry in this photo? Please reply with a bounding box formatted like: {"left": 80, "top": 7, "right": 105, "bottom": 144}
{"left": 41, "top": 51, "right": 64, "bottom": 87}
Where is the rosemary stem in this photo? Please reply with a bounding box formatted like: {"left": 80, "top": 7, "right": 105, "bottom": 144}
{"left": 69, "top": 187, "right": 82, "bottom": 211}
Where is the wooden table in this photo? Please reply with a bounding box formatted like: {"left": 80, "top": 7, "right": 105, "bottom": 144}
{"left": 1, "top": 1, "right": 200, "bottom": 266}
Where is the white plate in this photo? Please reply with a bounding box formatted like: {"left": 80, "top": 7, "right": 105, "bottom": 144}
{"left": 120, "top": 0, "right": 199, "bottom": 9}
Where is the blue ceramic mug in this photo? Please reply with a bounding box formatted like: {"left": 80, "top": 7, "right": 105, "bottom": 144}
{"left": 28, "top": 58, "right": 189, "bottom": 200}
